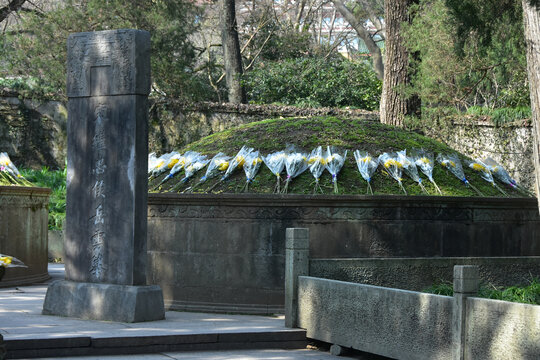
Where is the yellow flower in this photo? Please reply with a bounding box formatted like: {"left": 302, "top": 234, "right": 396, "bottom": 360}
{"left": 217, "top": 161, "right": 229, "bottom": 171}
{"left": 362, "top": 156, "right": 371, "bottom": 163}
{"left": 167, "top": 158, "right": 180, "bottom": 169}
{"left": 0, "top": 256, "right": 12, "bottom": 267}
{"left": 236, "top": 155, "right": 246, "bottom": 168}
{"left": 471, "top": 163, "right": 486, "bottom": 172}
{"left": 252, "top": 157, "right": 262, "bottom": 165}
{"left": 384, "top": 159, "right": 403, "bottom": 169}
{"left": 420, "top": 157, "right": 430, "bottom": 164}
{"left": 441, "top": 160, "right": 455, "bottom": 168}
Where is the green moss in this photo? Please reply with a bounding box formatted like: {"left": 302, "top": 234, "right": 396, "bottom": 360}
{"left": 152, "top": 116, "right": 527, "bottom": 198}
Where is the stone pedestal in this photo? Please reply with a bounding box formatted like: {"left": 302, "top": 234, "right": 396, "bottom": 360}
{"left": 43, "top": 29, "right": 164, "bottom": 322}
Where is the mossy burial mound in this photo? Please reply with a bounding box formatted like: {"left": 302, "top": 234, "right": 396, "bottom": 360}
{"left": 149, "top": 116, "right": 527, "bottom": 197}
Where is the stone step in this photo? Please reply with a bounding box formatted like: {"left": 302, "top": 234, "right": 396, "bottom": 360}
{"left": 5, "top": 329, "right": 307, "bottom": 359}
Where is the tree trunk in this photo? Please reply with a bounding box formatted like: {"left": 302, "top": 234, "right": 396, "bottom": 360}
{"left": 0, "top": 0, "right": 27, "bottom": 23}
{"left": 358, "top": 0, "right": 386, "bottom": 39}
{"left": 380, "top": 0, "right": 420, "bottom": 127}
{"left": 522, "top": 0, "right": 540, "bottom": 202}
{"left": 221, "top": 0, "right": 246, "bottom": 104}
{"left": 333, "top": 0, "right": 384, "bottom": 80}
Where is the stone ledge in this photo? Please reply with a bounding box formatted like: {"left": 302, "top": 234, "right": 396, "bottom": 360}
{"left": 42, "top": 280, "right": 164, "bottom": 323}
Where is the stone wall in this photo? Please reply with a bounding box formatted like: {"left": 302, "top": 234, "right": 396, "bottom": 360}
{"left": 424, "top": 119, "right": 534, "bottom": 190}
{"left": 0, "top": 92, "right": 67, "bottom": 168}
{"left": 310, "top": 257, "right": 540, "bottom": 291}
{"left": 0, "top": 186, "right": 51, "bottom": 287}
{"left": 1, "top": 94, "right": 535, "bottom": 189}
{"left": 147, "top": 193, "right": 540, "bottom": 314}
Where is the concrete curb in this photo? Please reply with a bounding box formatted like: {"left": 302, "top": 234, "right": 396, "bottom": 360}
{"left": 6, "top": 330, "right": 307, "bottom": 359}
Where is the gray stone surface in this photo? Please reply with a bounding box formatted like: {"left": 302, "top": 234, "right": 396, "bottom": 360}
{"left": 35, "top": 349, "right": 356, "bottom": 360}
{"left": 285, "top": 228, "right": 309, "bottom": 328}
{"left": 48, "top": 230, "right": 64, "bottom": 261}
{"left": 0, "top": 186, "right": 51, "bottom": 288}
{"left": 309, "top": 256, "right": 540, "bottom": 291}
{"left": 452, "top": 266, "right": 479, "bottom": 360}
{"left": 465, "top": 297, "right": 540, "bottom": 359}
{"left": 42, "top": 280, "right": 165, "bottom": 322}
{"left": 147, "top": 193, "right": 540, "bottom": 314}
{"left": 1, "top": 267, "right": 309, "bottom": 358}
{"left": 64, "top": 29, "right": 150, "bottom": 285}
{"left": 297, "top": 276, "right": 453, "bottom": 360}
{"left": 453, "top": 265, "right": 479, "bottom": 294}
{"left": 44, "top": 29, "right": 163, "bottom": 323}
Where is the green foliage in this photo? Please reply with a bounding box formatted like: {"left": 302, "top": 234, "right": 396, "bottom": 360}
{"left": 20, "top": 167, "right": 66, "bottom": 230}
{"left": 465, "top": 106, "right": 531, "bottom": 126}
{"left": 425, "top": 278, "right": 540, "bottom": 305}
{"left": 152, "top": 116, "right": 525, "bottom": 197}
{"left": 243, "top": 57, "right": 382, "bottom": 109}
{"left": 405, "top": 0, "right": 529, "bottom": 111}
{"left": 2, "top": 0, "right": 209, "bottom": 100}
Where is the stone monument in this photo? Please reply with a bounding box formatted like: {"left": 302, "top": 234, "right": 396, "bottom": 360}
{"left": 42, "top": 29, "right": 164, "bottom": 322}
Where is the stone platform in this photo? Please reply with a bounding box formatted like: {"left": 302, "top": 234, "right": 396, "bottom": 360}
{"left": 0, "top": 265, "right": 307, "bottom": 359}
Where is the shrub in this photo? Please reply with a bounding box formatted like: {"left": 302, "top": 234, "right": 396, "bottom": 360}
{"left": 21, "top": 167, "right": 66, "bottom": 230}
{"left": 243, "top": 57, "right": 381, "bottom": 110}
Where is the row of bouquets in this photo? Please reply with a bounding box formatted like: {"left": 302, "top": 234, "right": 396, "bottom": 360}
{"left": 0, "top": 153, "right": 32, "bottom": 186}
{"left": 148, "top": 146, "right": 532, "bottom": 196}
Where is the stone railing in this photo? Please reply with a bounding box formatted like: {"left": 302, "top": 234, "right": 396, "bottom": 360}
{"left": 285, "top": 228, "right": 540, "bottom": 360}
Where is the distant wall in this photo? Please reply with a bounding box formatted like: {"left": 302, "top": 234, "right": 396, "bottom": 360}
{"left": 424, "top": 119, "right": 534, "bottom": 190}
{"left": 0, "top": 94, "right": 534, "bottom": 190}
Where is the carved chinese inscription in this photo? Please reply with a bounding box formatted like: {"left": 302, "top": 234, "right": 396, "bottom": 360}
{"left": 89, "top": 104, "right": 108, "bottom": 281}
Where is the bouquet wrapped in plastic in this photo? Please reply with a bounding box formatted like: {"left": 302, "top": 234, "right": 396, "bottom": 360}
{"left": 207, "top": 146, "right": 254, "bottom": 192}
{"left": 0, "top": 253, "right": 27, "bottom": 280}
{"left": 162, "top": 151, "right": 200, "bottom": 183}
{"left": 184, "top": 152, "right": 231, "bottom": 193}
{"left": 412, "top": 149, "right": 442, "bottom": 195}
{"left": 398, "top": 150, "right": 428, "bottom": 194}
{"left": 308, "top": 146, "right": 328, "bottom": 194}
{"left": 263, "top": 151, "right": 288, "bottom": 193}
{"left": 483, "top": 157, "right": 534, "bottom": 196}
{"left": 148, "top": 152, "right": 160, "bottom": 174}
{"left": 0, "top": 152, "right": 32, "bottom": 186}
{"left": 379, "top": 152, "right": 407, "bottom": 194}
{"left": 325, "top": 146, "right": 347, "bottom": 194}
{"left": 170, "top": 154, "right": 209, "bottom": 192}
{"left": 467, "top": 158, "right": 507, "bottom": 196}
{"left": 243, "top": 151, "right": 263, "bottom": 192}
{"left": 282, "top": 152, "right": 309, "bottom": 193}
{"left": 149, "top": 151, "right": 181, "bottom": 179}
{"left": 436, "top": 153, "right": 483, "bottom": 196}
{"left": 0, "top": 254, "right": 26, "bottom": 268}
{"left": 353, "top": 150, "right": 378, "bottom": 194}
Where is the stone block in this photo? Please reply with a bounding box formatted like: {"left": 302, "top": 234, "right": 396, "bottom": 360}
{"left": 453, "top": 265, "right": 479, "bottom": 294}
{"left": 42, "top": 280, "right": 164, "bottom": 323}
{"left": 67, "top": 30, "right": 150, "bottom": 97}
{"left": 286, "top": 228, "right": 309, "bottom": 250}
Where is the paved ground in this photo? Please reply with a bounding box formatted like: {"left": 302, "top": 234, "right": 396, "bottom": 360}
{"left": 36, "top": 349, "right": 353, "bottom": 359}
{"left": 0, "top": 264, "right": 359, "bottom": 360}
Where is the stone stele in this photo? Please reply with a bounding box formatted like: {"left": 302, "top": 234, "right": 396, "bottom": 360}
{"left": 42, "top": 29, "right": 164, "bottom": 323}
